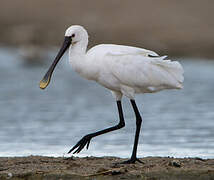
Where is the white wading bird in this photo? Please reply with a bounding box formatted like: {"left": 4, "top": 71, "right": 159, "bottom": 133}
{"left": 40, "top": 25, "right": 184, "bottom": 164}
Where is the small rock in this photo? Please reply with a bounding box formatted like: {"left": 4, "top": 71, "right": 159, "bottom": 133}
{"left": 8, "top": 172, "right": 13, "bottom": 178}
{"left": 111, "top": 170, "right": 122, "bottom": 175}
{"left": 111, "top": 163, "right": 121, "bottom": 168}
{"left": 169, "top": 160, "right": 181, "bottom": 167}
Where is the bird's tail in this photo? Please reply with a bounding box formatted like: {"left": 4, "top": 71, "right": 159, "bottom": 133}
{"left": 152, "top": 57, "right": 184, "bottom": 88}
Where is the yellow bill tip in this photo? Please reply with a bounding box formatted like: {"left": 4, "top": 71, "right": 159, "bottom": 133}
{"left": 39, "top": 78, "right": 50, "bottom": 90}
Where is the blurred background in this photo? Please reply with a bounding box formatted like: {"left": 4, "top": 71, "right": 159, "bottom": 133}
{"left": 0, "top": 0, "right": 214, "bottom": 158}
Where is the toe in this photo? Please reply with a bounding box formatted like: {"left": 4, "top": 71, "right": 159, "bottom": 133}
{"left": 68, "top": 135, "right": 92, "bottom": 154}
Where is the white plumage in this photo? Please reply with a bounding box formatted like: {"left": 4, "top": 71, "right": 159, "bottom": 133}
{"left": 40, "top": 25, "right": 184, "bottom": 163}
{"left": 66, "top": 26, "right": 184, "bottom": 100}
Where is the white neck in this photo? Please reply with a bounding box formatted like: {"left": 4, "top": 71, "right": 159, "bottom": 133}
{"left": 69, "top": 38, "right": 88, "bottom": 55}
{"left": 68, "top": 35, "right": 88, "bottom": 67}
{"left": 68, "top": 37, "right": 98, "bottom": 81}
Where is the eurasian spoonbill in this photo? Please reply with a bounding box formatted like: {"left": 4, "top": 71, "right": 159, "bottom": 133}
{"left": 40, "top": 25, "right": 184, "bottom": 164}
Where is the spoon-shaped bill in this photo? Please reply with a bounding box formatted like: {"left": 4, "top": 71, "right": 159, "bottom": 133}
{"left": 39, "top": 37, "right": 71, "bottom": 89}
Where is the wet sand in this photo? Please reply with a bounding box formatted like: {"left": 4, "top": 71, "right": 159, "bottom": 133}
{"left": 0, "top": 156, "right": 213, "bottom": 180}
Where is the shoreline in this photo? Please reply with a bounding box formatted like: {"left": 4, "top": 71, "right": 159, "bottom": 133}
{"left": 0, "top": 156, "right": 213, "bottom": 180}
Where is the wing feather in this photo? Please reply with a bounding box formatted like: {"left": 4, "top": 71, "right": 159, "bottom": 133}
{"left": 87, "top": 44, "right": 159, "bottom": 58}
{"left": 105, "top": 44, "right": 159, "bottom": 57}
{"left": 104, "top": 53, "right": 184, "bottom": 90}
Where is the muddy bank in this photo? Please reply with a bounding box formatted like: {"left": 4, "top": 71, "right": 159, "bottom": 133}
{"left": 0, "top": 156, "right": 213, "bottom": 180}
{"left": 0, "top": 0, "right": 214, "bottom": 59}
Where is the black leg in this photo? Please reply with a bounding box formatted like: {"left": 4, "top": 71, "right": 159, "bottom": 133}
{"left": 68, "top": 100, "right": 125, "bottom": 154}
{"left": 122, "top": 99, "right": 143, "bottom": 164}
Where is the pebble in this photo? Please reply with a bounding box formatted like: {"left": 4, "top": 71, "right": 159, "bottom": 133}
{"left": 169, "top": 160, "right": 181, "bottom": 167}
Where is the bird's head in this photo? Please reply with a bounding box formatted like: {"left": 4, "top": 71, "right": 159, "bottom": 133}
{"left": 65, "top": 25, "right": 88, "bottom": 47}
{"left": 39, "top": 25, "right": 88, "bottom": 90}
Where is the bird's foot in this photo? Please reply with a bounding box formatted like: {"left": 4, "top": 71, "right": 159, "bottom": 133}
{"left": 120, "top": 157, "right": 143, "bottom": 164}
{"left": 68, "top": 134, "right": 92, "bottom": 154}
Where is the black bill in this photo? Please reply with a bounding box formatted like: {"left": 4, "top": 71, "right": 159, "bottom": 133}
{"left": 39, "top": 36, "right": 71, "bottom": 89}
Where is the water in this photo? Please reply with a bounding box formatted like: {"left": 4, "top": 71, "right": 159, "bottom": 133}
{"left": 0, "top": 47, "right": 214, "bottom": 158}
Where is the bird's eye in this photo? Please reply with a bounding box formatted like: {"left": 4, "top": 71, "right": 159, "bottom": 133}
{"left": 71, "top": 34, "right": 75, "bottom": 38}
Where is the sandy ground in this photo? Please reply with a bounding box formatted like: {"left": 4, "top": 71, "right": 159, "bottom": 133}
{"left": 0, "top": 156, "right": 213, "bottom": 180}
{"left": 0, "top": 0, "right": 214, "bottom": 58}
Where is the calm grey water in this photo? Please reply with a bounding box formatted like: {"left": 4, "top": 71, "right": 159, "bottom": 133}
{"left": 0, "top": 47, "right": 214, "bottom": 158}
